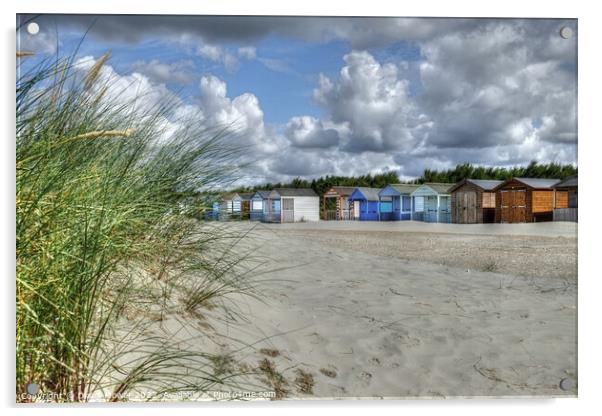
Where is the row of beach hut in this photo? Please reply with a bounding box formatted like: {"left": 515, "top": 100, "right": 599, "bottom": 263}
{"left": 213, "top": 175, "right": 577, "bottom": 224}
{"left": 324, "top": 183, "right": 454, "bottom": 223}
{"left": 214, "top": 188, "right": 320, "bottom": 223}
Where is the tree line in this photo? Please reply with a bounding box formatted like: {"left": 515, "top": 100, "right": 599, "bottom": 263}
{"left": 230, "top": 161, "right": 577, "bottom": 196}
{"left": 419, "top": 161, "right": 577, "bottom": 184}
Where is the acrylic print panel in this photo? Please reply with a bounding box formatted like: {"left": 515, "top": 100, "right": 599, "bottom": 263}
{"left": 16, "top": 14, "right": 577, "bottom": 402}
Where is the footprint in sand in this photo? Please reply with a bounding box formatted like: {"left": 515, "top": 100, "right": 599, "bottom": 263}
{"left": 320, "top": 367, "right": 338, "bottom": 378}
{"left": 369, "top": 357, "right": 382, "bottom": 366}
{"left": 357, "top": 371, "right": 373, "bottom": 387}
{"left": 308, "top": 331, "right": 326, "bottom": 345}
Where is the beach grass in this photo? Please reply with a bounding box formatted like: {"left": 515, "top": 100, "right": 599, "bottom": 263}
{"left": 16, "top": 51, "right": 255, "bottom": 401}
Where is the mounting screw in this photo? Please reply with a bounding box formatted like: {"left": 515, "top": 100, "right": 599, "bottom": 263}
{"left": 559, "top": 377, "right": 574, "bottom": 391}
{"left": 25, "top": 382, "right": 39, "bottom": 395}
{"left": 559, "top": 26, "right": 573, "bottom": 39}
{"left": 26, "top": 22, "right": 40, "bottom": 35}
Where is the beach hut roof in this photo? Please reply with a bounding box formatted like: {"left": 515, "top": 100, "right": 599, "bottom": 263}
{"left": 237, "top": 192, "right": 253, "bottom": 200}
{"left": 552, "top": 175, "right": 578, "bottom": 188}
{"left": 252, "top": 190, "right": 271, "bottom": 199}
{"left": 326, "top": 186, "right": 357, "bottom": 196}
{"left": 414, "top": 182, "right": 454, "bottom": 195}
{"left": 498, "top": 177, "right": 561, "bottom": 190}
{"left": 449, "top": 179, "right": 503, "bottom": 193}
{"left": 424, "top": 183, "right": 454, "bottom": 193}
{"left": 273, "top": 188, "right": 318, "bottom": 197}
{"left": 220, "top": 192, "right": 237, "bottom": 201}
{"left": 350, "top": 187, "right": 381, "bottom": 201}
{"left": 389, "top": 183, "right": 421, "bottom": 194}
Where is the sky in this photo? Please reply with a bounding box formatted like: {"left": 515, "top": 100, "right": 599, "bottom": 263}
{"left": 16, "top": 15, "right": 578, "bottom": 184}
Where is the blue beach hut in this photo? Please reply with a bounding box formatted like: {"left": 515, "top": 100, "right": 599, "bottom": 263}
{"left": 348, "top": 187, "right": 381, "bottom": 221}
{"left": 410, "top": 183, "right": 453, "bottom": 223}
{"left": 208, "top": 200, "right": 220, "bottom": 220}
{"left": 378, "top": 184, "right": 420, "bottom": 221}
{"left": 264, "top": 190, "right": 282, "bottom": 223}
{"left": 250, "top": 191, "right": 270, "bottom": 221}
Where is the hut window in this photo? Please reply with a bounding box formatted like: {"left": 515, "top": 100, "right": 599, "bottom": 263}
{"left": 282, "top": 198, "right": 294, "bottom": 210}
{"left": 482, "top": 192, "right": 496, "bottom": 208}
{"left": 252, "top": 200, "right": 263, "bottom": 211}
{"left": 555, "top": 191, "right": 569, "bottom": 209}
{"left": 568, "top": 190, "right": 578, "bottom": 208}
{"left": 271, "top": 200, "right": 281, "bottom": 212}
{"left": 532, "top": 191, "right": 554, "bottom": 213}
{"left": 414, "top": 197, "right": 425, "bottom": 212}
{"left": 380, "top": 201, "right": 393, "bottom": 213}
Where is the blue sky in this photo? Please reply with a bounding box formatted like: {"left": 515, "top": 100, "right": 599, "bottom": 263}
{"left": 21, "top": 26, "right": 354, "bottom": 124}
{"left": 17, "top": 15, "right": 578, "bottom": 183}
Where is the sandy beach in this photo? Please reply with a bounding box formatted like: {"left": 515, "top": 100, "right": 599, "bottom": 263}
{"left": 176, "top": 220, "right": 576, "bottom": 399}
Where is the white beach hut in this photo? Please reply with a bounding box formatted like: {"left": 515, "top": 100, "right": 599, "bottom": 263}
{"left": 268, "top": 188, "right": 320, "bottom": 223}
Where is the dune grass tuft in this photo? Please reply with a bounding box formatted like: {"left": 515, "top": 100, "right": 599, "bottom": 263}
{"left": 16, "top": 52, "right": 256, "bottom": 402}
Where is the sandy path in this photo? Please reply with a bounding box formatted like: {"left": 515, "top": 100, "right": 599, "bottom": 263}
{"left": 198, "top": 222, "right": 577, "bottom": 399}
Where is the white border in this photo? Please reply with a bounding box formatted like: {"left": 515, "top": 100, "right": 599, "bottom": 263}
{"left": 3, "top": 1, "right": 600, "bottom": 415}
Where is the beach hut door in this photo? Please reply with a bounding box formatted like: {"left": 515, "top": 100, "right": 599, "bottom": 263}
{"left": 513, "top": 190, "right": 527, "bottom": 222}
{"left": 353, "top": 201, "right": 360, "bottom": 219}
{"left": 282, "top": 198, "right": 294, "bottom": 223}
{"left": 455, "top": 191, "right": 465, "bottom": 223}
{"left": 500, "top": 189, "right": 527, "bottom": 223}
{"left": 465, "top": 192, "right": 477, "bottom": 223}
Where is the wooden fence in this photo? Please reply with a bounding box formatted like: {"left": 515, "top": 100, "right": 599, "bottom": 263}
{"left": 324, "top": 209, "right": 353, "bottom": 220}
{"left": 553, "top": 208, "right": 578, "bottom": 222}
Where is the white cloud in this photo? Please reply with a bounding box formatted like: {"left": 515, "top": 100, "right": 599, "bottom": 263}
{"left": 418, "top": 20, "right": 577, "bottom": 150}
{"left": 197, "top": 44, "right": 222, "bottom": 61}
{"left": 273, "top": 21, "right": 577, "bottom": 180}
{"left": 196, "top": 74, "right": 285, "bottom": 166}
{"left": 131, "top": 59, "right": 196, "bottom": 85}
{"left": 228, "top": 20, "right": 576, "bottom": 182}
{"left": 199, "top": 75, "right": 264, "bottom": 134}
{"left": 197, "top": 44, "right": 239, "bottom": 72}
{"left": 285, "top": 116, "right": 339, "bottom": 148}
{"left": 23, "top": 15, "right": 478, "bottom": 51}
{"left": 63, "top": 18, "right": 577, "bottom": 184}
{"left": 257, "top": 58, "right": 296, "bottom": 74}
{"left": 238, "top": 46, "right": 257, "bottom": 60}
{"left": 70, "top": 56, "right": 281, "bottom": 175}
{"left": 18, "top": 29, "right": 58, "bottom": 55}
{"left": 74, "top": 56, "right": 178, "bottom": 117}
{"left": 311, "top": 50, "right": 426, "bottom": 153}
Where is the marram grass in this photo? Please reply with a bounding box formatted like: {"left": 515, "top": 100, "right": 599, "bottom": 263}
{"left": 16, "top": 52, "right": 260, "bottom": 402}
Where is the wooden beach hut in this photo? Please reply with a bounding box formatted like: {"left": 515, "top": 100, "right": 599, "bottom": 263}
{"left": 552, "top": 175, "right": 578, "bottom": 222}
{"left": 449, "top": 179, "right": 503, "bottom": 224}
{"left": 494, "top": 178, "right": 560, "bottom": 223}
{"left": 323, "top": 186, "right": 356, "bottom": 220}
{"left": 378, "top": 184, "right": 420, "bottom": 221}
{"left": 237, "top": 192, "right": 253, "bottom": 220}
{"left": 410, "top": 183, "right": 453, "bottom": 223}
{"left": 348, "top": 187, "right": 381, "bottom": 221}
{"left": 250, "top": 191, "right": 270, "bottom": 221}
{"left": 267, "top": 188, "right": 320, "bottom": 223}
